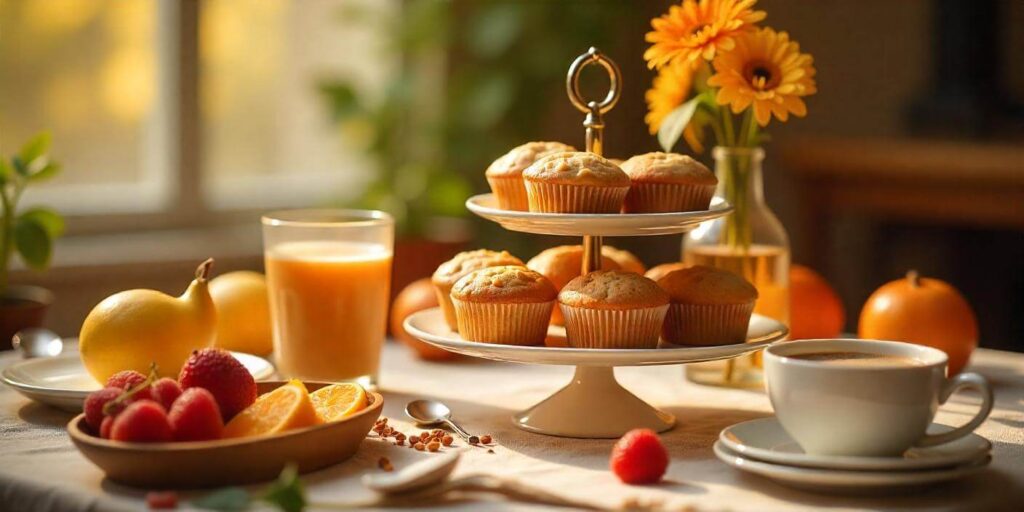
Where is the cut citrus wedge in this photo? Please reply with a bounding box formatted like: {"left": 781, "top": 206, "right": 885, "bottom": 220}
{"left": 310, "top": 383, "right": 368, "bottom": 422}
{"left": 223, "top": 380, "right": 321, "bottom": 438}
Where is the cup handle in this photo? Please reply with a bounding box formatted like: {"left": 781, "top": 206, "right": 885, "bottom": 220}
{"left": 914, "top": 372, "right": 993, "bottom": 447}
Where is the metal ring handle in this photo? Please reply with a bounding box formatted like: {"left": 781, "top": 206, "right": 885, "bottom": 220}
{"left": 566, "top": 47, "right": 622, "bottom": 115}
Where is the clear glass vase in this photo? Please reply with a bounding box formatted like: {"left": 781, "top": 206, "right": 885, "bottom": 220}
{"left": 682, "top": 146, "right": 790, "bottom": 388}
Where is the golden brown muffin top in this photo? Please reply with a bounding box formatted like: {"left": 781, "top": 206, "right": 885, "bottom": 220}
{"left": 451, "top": 265, "right": 557, "bottom": 303}
{"left": 432, "top": 249, "right": 524, "bottom": 288}
{"left": 621, "top": 152, "right": 716, "bottom": 186}
{"left": 523, "top": 152, "right": 630, "bottom": 187}
{"left": 644, "top": 262, "right": 691, "bottom": 282}
{"left": 527, "top": 245, "right": 621, "bottom": 290}
{"left": 602, "top": 246, "right": 646, "bottom": 275}
{"left": 486, "top": 141, "right": 576, "bottom": 178}
{"left": 656, "top": 265, "right": 758, "bottom": 305}
{"left": 559, "top": 270, "right": 669, "bottom": 310}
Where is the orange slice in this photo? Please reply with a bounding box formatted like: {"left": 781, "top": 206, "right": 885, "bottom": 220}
{"left": 310, "top": 383, "right": 368, "bottom": 422}
{"left": 223, "top": 380, "right": 321, "bottom": 438}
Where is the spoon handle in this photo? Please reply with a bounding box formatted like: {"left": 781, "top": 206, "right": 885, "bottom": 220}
{"left": 456, "top": 475, "right": 609, "bottom": 510}
{"left": 443, "top": 417, "right": 474, "bottom": 441}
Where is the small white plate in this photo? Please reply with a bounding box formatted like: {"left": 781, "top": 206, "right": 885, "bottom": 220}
{"left": 714, "top": 441, "right": 990, "bottom": 494}
{"left": 720, "top": 417, "right": 992, "bottom": 471}
{"left": 465, "top": 193, "right": 732, "bottom": 236}
{"left": 404, "top": 307, "right": 788, "bottom": 367}
{"left": 2, "top": 351, "right": 275, "bottom": 412}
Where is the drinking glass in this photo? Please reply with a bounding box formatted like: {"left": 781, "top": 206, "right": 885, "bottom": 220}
{"left": 262, "top": 209, "right": 394, "bottom": 386}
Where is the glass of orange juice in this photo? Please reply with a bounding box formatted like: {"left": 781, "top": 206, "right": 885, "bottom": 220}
{"left": 262, "top": 209, "right": 393, "bottom": 386}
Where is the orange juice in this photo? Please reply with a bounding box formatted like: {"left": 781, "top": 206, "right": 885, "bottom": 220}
{"left": 265, "top": 240, "right": 392, "bottom": 384}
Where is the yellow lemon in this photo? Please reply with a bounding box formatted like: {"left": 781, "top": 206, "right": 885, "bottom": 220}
{"left": 310, "top": 383, "right": 368, "bottom": 422}
{"left": 80, "top": 260, "right": 217, "bottom": 382}
{"left": 209, "top": 271, "right": 273, "bottom": 355}
{"left": 223, "top": 380, "right": 321, "bottom": 438}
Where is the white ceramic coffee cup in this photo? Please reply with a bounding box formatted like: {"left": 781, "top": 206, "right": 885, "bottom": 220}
{"left": 763, "top": 339, "right": 993, "bottom": 457}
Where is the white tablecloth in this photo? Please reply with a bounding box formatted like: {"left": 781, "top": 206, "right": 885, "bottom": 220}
{"left": 1, "top": 343, "right": 1022, "bottom": 511}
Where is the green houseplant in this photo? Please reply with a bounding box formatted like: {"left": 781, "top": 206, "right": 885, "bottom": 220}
{"left": 0, "top": 131, "right": 64, "bottom": 349}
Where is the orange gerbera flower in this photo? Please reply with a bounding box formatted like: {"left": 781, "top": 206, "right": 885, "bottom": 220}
{"left": 644, "top": 0, "right": 766, "bottom": 70}
{"left": 645, "top": 62, "right": 705, "bottom": 152}
{"left": 708, "top": 27, "right": 817, "bottom": 127}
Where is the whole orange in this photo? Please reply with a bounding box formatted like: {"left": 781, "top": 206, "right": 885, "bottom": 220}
{"left": 390, "top": 278, "right": 459, "bottom": 361}
{"left": 858, "top": 271, "right": 978, "bottom": 375}
{"left": 789, "top": 265, "right": 845, "bottom": 339}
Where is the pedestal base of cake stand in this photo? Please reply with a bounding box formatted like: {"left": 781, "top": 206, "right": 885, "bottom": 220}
{"left": 512, "top": 366, "right": 675, "bottom": 439}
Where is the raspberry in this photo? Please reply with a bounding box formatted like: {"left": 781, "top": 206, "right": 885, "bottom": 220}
{"left": 84, "top": 387, "right": 124, "bottom": 430}
{"left": 178, "top": 348, "right": 256, "bottom": 420}
{"left": 146, "top": 491, "right": 178, "bottom": 509}
{"left": 100, "top": 416, "right": 114, "bottom": 439}
{"left": 168, "top": 388, "right": 223, "bottom": 441}
{"left": 106, "top": 370, "right": 146, "bottom": 390}
{"left": 110, "top": 400, "right": 173, "bottom": 443}
{"left": 151, "top": 378, "right": 183, "bottom": 411}
{"left": 106, "top": 370, "right": 155, "bottom": 403}
{"left": 609, "top": 429, "right": 669, "bottom": 484}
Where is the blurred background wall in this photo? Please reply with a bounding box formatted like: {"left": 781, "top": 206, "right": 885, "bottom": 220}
{"left": 1, "top": 0, "right": 1021, "bottom": 351}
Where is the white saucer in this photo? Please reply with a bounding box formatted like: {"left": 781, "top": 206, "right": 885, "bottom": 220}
{"left": 465, "top": 193, "right": 732, "bottom": 236}
{"left": 2, "top": 351, "right": 275, "bottom": 412}
{"left": 714, "top": 441, "right": 990, "bottom": 494}
{"left": 720, "top": 417, "right": 992, "bottom": 471}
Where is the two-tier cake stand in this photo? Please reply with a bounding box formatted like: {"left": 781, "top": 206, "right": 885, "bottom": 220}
{"left": 404, "top": 48, "right": 787, "bottom": 439}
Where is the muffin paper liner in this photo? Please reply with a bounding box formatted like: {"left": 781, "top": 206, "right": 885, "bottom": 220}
{"left": 452, "top": 299, "right": 554, "bottom": 345}
{"left": 623, "top": 182, "right": 716, "bottom": 213}
{"left": 661, "top": 301, "right": 755, "bottom": 346}
{"left": 433, "top": 284, "right": 458, "bottom": 331}
{"left": 560, "top": 304, "right": 669, "bottom": 349}
{"left": 487, "top": 176, "right": 530, "bottom": 211}
{"left": 524, "top": 181, "right": 629, "bottom": 213}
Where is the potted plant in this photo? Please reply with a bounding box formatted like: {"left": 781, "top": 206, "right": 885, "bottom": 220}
{"left": 0, "top": 132, "right": 64, "bottom": 349}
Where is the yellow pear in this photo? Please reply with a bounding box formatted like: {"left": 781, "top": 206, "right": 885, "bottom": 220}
{"left": 209, "top": 271, "right": 273, "bottom": 355}
{"left": 80, "top": 259, "right": 218, "bottom": 383}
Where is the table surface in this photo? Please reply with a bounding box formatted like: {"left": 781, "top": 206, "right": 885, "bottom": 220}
{"left": 1, "top": 343, "right": 1023, "bottom": 512}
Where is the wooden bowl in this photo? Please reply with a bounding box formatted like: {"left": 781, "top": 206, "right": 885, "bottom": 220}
{"left": 68, "top": 382, "right": 383, "bottom": 489}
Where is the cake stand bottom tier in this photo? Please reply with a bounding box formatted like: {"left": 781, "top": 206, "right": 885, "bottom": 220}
{"left": 513, "top": 366, "right": 675, "bottom": 438}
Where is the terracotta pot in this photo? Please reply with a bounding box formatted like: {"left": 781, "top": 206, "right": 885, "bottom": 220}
{"left": 0, "top": 285, "right": 53, "bottom": 351}
{"left": 390, "top": 237, "right": 468, "bottom": 335}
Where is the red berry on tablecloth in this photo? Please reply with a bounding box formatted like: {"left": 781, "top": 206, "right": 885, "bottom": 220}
{"left": 178, "top": 348, "right": 256, "bottom": 421}
{"left": 146, "top": 491, "right": 178, "bottom": 509}
{"left": 110, "top": 400, "right": 173, "bottom": 443}
{"left": 610, "top": 428, "right": 669, "bottom": 484}
{"left": 168, "top": 388, "right": 223, "bottom": 441}
{"left": 83, "top": 387, "right": 124, "bottom": 430}
{"left": 151, "top": 378, "right": 183, "bottom": 411}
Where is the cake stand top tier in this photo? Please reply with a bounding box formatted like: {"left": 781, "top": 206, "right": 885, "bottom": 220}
{"left": 466, "top": 194, "right": 732, "bottom": 237}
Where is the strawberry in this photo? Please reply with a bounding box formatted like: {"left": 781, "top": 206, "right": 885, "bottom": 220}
{"left": 168, "top": 388, "right": 223, "bottom": 441}
{"left": 178, "top": 348, "right": 256, "bottom": 420}
{"left": 84, "top": 387, "right": 124, "bottom": 430}
{"left": 609, "top": 429, "right": 669, "bottom": 484}
{"left": 151, "top": 378, "right": 183, "bottom": 411}
{"left": 106, "top": 370, "right": 147, "bottom": 390}
{"left": 100, "top": 416, "right": 114, "bottom": 439}
{"left": 110, "top": 400, "right": 173, "bottom": 443}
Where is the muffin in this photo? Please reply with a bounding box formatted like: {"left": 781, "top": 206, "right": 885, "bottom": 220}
{"left": 432, "top": 249, "right": 524, "bottom": 330}
{"left": 621, "top": 152, "right": 717, "bottom": 213}
{"left": 655, "top": 265, "right": 758, "bottom": 346}
{"left": 486, "top": 141, "right": 575, "bottom": 211}
{"left": 558, "top": 270, "right": 669, "bottom": 349}
{"left": 527, "top": 245, "right": 621, "bottom": 325}
{"left": 644, "top": 262, "right": 690, "bottom": 282}
{"left": 450, "top": 266, "right": 556, "bottom": 345}
{"left": 523, "top": 152, "right": 631, "bottom": 213}
{"left": 602, "top": 246, "right": 646, "bottom": 275}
